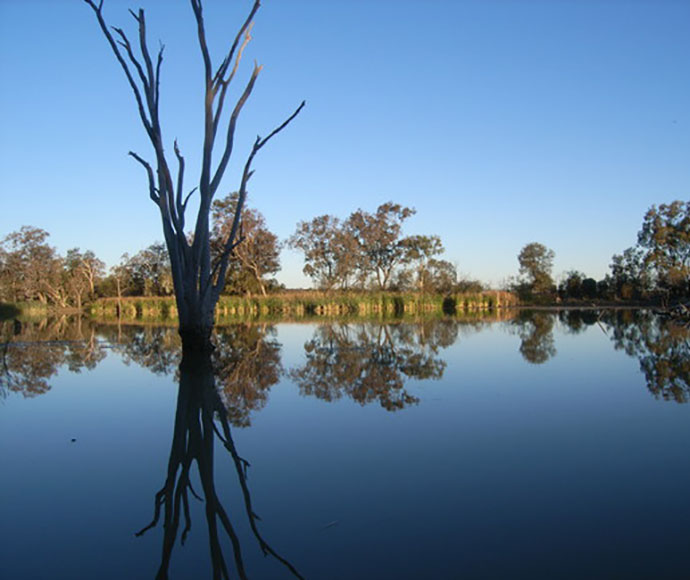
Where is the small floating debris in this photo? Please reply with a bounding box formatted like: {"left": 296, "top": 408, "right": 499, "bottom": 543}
{"left": 321, "top": 520, "right": 339, "bottom": 530}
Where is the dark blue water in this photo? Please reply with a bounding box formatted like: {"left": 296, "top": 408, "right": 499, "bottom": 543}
{"left": 1, "top": 311, "right": 689, "bottom": 579}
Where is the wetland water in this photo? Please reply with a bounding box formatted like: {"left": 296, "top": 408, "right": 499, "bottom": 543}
{"left": 1, "top": 310, "right": 690, "bottom": 579}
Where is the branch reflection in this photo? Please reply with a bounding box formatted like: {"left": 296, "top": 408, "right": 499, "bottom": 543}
{"left": 137, "top": 347, "right": 302, "bottom": 579}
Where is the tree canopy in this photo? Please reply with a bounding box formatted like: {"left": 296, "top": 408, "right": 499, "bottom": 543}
{"left": 517, "top": 242, "right": 555, "bottom": 297}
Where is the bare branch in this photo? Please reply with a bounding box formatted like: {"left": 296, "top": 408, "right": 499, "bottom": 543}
{"left": 155, "top": 43, "right": 164, "bottom": 109}
{"left": 211, "top": 100, "right": 304, "bottom": 298}
{"left": 208, "top": 63, "right": 262, "bottom": 196}
{"left": 134, "top": 9, "right": 157, "bottom": 116}
{"left": 211, "top": 22, "right": 254, "bottom": 142}
{"left": 209, "top": 234, "right": 245, "bottom": 286}
{"left": 212, "top": 1, "right": 260, "bottom": 90}
{"left": 84, "top": 0, "right": 153, "bottom": 137}
{"left": 112, "top": 27, "right": 149, "bottom": 93}
{"left": 182, "top": 188, "right": 197, "bottom": 214}
{"left": 174, "top": 140, "right": 186, "bottom": 229}
{"left": 256, "top": 100, "right": 306, "bottom": 153}
{"left": 190, "top": 0, "right": 212, "bottom": 83}
{"left": 128, "top": 152, "right": 159, "bottom": 204}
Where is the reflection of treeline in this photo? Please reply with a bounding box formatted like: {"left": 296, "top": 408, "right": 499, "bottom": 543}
{"left": 0, "top": 316, "right": 107, "bottom": 398}
{"left": 4, "top": 313, "right": 689, "bottom": 411}
{"left": 512, "top": 309, "right": 690, "bottom": 403}
{"left": 603, "top": 310, "right": 690, "bottom": 403}
{"left": 289, "top": 320, "right": 462, "bottom": 410}
{"left": 89, "top": 290, "right": 519, "bottom": 321}
{"left": 2, "top": 317, "right": 470, "bottom": 417}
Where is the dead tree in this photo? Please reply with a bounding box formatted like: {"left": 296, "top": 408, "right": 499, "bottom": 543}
{"left": 84, "top": 0, "right": 304, "bottom": 350}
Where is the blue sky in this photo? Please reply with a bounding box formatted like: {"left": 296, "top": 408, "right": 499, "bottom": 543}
{"left": 1, "top": 0, "right": 688, "bottom": 288}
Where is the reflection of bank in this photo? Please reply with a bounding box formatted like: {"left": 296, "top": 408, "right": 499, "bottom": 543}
{"left": 137, "top": 348, "right": 303, "bottom": 579}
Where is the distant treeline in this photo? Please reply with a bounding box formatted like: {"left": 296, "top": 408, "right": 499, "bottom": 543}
{"left": 1, "top": 199, "right": 687, "bottom": 311}
{"left": 507, "top": 200, "right": 689, "bottom": 305}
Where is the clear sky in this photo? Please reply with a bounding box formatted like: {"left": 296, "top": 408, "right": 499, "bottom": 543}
{"left": 1, "top": 0, "right": 688, "bottom": 288}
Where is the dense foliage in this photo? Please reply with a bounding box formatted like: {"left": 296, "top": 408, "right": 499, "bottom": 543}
{"left": 289, "top": 201, "right": 465, "bottom": 293}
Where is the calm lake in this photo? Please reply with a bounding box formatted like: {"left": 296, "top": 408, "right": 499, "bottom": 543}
{"left": 2, "top": 310, "right": 690, "bottom": 579}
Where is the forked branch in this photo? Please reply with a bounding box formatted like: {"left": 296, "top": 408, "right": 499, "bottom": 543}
{"left": 211, "top": 100, "right": 306, "bottom": 299}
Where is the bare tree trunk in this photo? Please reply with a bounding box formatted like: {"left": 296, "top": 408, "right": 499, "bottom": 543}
{"left": 116, "top": 277, "right": 122, "bottom": 320}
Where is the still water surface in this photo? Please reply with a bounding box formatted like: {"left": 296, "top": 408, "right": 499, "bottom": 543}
{"left": 1, "top": 311, "right": 690, "bottom": 579}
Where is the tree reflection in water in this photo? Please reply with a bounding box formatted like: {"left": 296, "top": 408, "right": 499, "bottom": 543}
{"left": 214, "top": 324, "right": 282, "bottom": 427}
{"left": 289, "top": 320, "right": 457, "bottom": 410}
{"left": 603, "top": 310, "right": 690, "bottom": 403}
{"left": 1, "top": 318, "right": 300, "bottom": 578}
{"left": 1, "top": 316, "right": 106, "bottom": 397}
{"left": 512, "top": 311, "right": 557, "bottom": 365}
{"left": 136, "top": 347, "right": 302, "bottom": 580}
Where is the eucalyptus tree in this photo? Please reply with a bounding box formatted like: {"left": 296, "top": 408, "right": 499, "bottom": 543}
{"left": 517, "top": 242, "right": 555, "bottom": 296}
{"left": 211, "top": 193, "right": 280, "bottom": 296}
{"left": 345, "top": 202, "right": 416, "bottom": 290}
{"left": 288, "top": 215, "right": 358, "bottom": 290}
{"left": 0, "top": 226, "right": 65, "bottom": 306}
{"left": 84, "top": 0, "right": 303, "bottom": 349}
{"left": 609, "top": 246, "right": 651, "bottom": 300}
{"left": 64, "top": 248, "right": 105, "bottom": 308}
{"left": 637, "top": 201, "right": 690, "bottom": 297}
{"left": 125, "top": 243, "right": 174, "bottom": 297}
{"left": 400, "top": 234, "right": 444, "bottom": 292}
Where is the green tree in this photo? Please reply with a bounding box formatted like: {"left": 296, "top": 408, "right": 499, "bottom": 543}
{"left": 517, "top": 242, "right": 555, "bottom": 298}
{"left": 637, "top": 200, "right": 690, "bottom": 297}
{"left": 0, "top": 226, "right": 65, "bottom": 306}
{"left": 125, "top": 243, "right": 174, "bottom": 297}
{"left": 346, "top": 202, "right": 416, "bottom": 290}
{"left": 581, "top": 277, "right": 598, "bottom": 299}
{"left": 427, "top": 259, "right": 459, "bottom": 294}
{"left": 609, "top": 246, "right": 651, "bottom": 300}
{"left": 400, "top": 234, "right": 445, "bottom": 292}
{"left": 558, "top": 270, "right": 585, "bottom": 300}
{"left": 211, "top": 193, "right": 281, "bottom": 296}
{"left": 288, "top": 215, "right": 357, "bottom": 290}
{"left": 64, "top": 248, "right": 105, "bottom": 309}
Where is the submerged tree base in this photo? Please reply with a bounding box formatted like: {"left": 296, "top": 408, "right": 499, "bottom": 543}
{"left": 179, "top": 327, "right": 215, "bottom": 354}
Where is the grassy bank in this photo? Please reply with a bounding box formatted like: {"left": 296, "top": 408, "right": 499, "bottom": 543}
{"left": 89, "top": 291, "right": 519, "bottom": 322}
